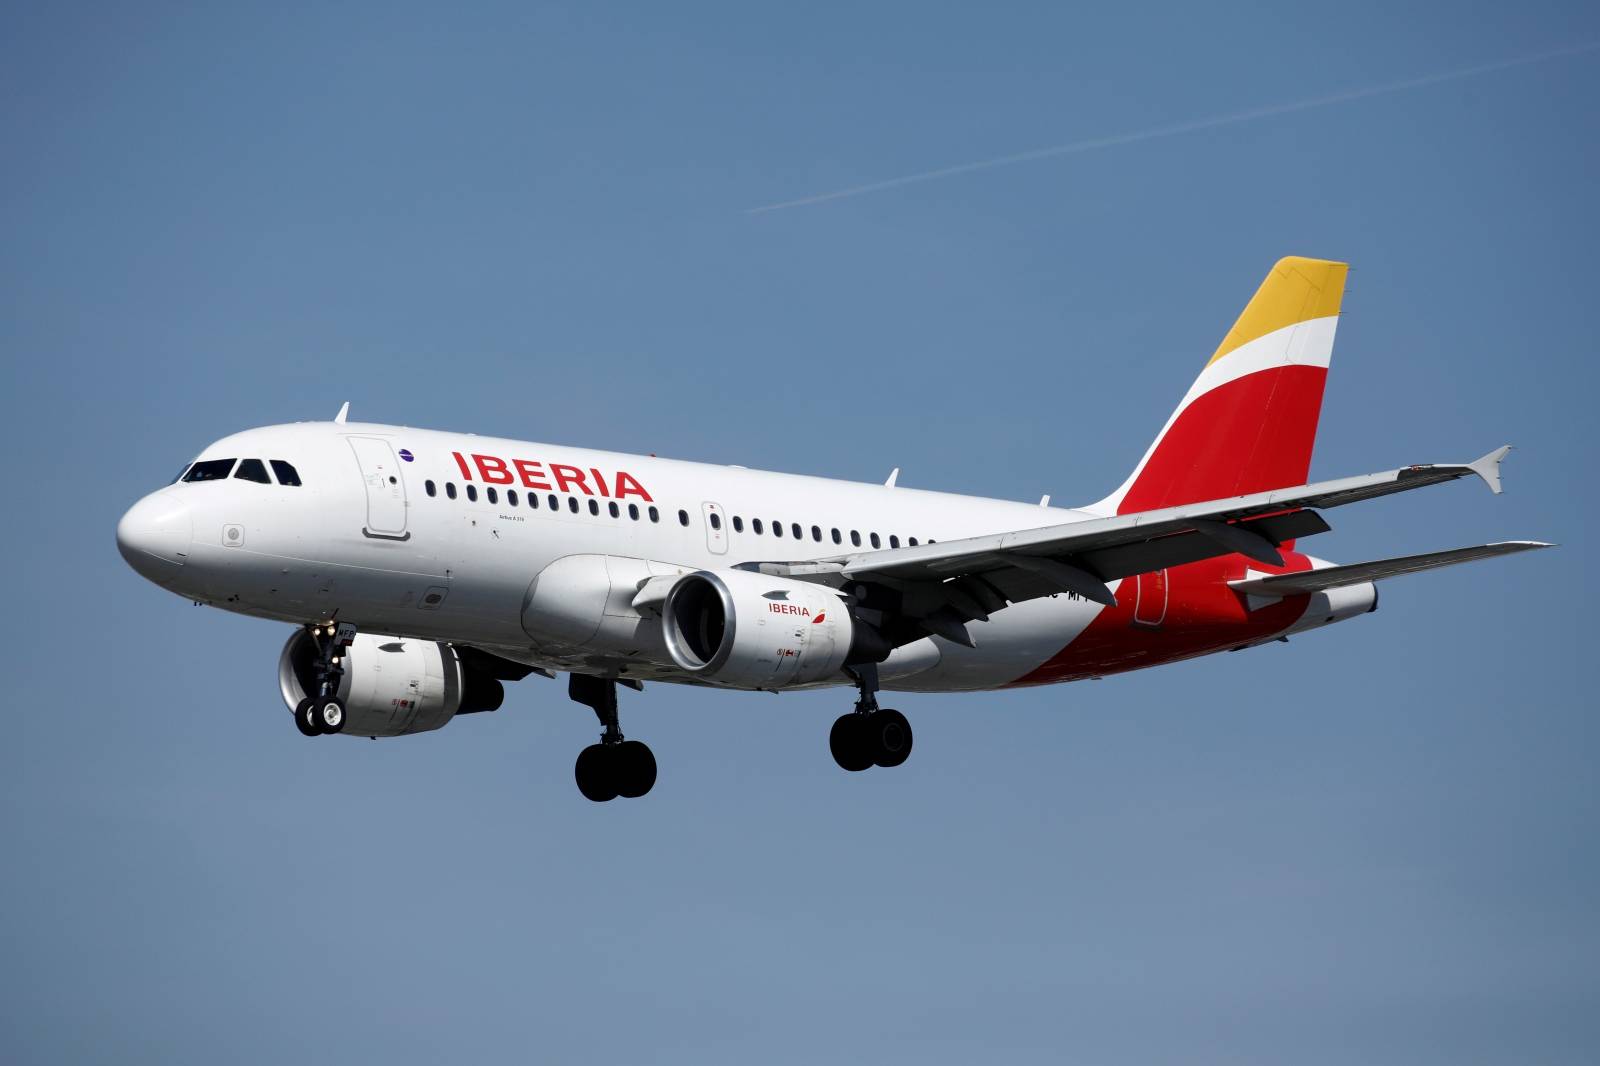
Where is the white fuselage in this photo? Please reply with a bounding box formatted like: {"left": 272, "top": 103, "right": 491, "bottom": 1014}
{"left": 117, "top": 420, "right": 1340, "bottom": 692}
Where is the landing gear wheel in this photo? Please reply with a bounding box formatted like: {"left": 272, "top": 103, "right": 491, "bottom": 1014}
{"left": 311, "top": 696, "right": 345, "bottom": 734}
{"left": 614, "top": 740, "right": 657, "bottom": 799}
{"left": 575, "top": 744, "right": 619, "bottom": 803}
{"left": 830, "top": 713, "right": 874, "bottom": 772}
{"left": 869, "top": 708, "right": 913, "bottom": 768}
{"left": 568, "top": 675, "right": 657, "bottom": 801}
{"left": 296, "top": 622, "right": 355, "bottom": 735}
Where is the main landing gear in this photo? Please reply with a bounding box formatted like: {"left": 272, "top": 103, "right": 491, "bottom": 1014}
{"left": 294, "top": 621, "right": 355, "bottom": 737}
{"left": 569, "top": 674, "right": 656, "bottom": 802}
{"left": 830, "top": 663, "right": 913, "bottom": 772}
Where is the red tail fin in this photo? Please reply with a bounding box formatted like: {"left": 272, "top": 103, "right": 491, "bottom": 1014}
{"left": 1094, "top": 256, "right": 1348, "bottom": 515}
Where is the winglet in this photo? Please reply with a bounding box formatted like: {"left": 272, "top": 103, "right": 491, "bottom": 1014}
{"left": 1468, "top": 445, "right": 1512, "bottom": 495}
{"left": 885, "top": 468, "right": 899, "bottom": 488}
{"left": 334, "top": 402, "right": 350, "bottom": 424}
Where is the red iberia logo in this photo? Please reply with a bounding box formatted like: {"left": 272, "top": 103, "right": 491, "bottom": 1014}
{"left": 766, "top": 601, "right": 827, "bottom": 623}
{"left": 450, "top": 451, "right": 652, "bottom": 501}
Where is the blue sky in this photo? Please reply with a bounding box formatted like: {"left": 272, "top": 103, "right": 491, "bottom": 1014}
{"left": 2, "top": 2, "right": 1596, "bottom": 1063}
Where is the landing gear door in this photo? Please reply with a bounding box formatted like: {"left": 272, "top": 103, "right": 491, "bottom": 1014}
{"left": 348, "top": 437, "right": 409, "bottom": 540}
{"left": 702, "top": 501, "right": 728, "bottom": 555}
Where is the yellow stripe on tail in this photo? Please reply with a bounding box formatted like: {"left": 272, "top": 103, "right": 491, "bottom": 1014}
{"left": 1207, "top": 256, "right": 1348, "bottom": 366}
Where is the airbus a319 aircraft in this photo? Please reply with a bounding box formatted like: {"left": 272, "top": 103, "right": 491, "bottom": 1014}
{"left": 118, "top": 257, "right": 1548, "bottom": 801}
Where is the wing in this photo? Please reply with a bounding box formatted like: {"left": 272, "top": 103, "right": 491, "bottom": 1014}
{"left": 742, "top": 445, "right": 1518, "bottom": 648}
{"left": 1228, "top": 540, "right": 1552, "bottom": 597}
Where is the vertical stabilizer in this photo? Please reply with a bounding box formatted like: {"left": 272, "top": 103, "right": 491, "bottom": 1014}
{"left": 1092, "top": 256, "right": 1348, "bottom": 515}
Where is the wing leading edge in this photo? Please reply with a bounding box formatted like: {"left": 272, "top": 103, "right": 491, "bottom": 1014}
{"left": 752, "top": 446, "right": 1516, "bottom": 597}
{"left": 738, "top": 445, "right": 1535, "bottom": 649}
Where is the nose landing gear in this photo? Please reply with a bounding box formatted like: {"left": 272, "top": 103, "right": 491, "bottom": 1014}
{"left": 569, "top": 674, "right": 656, "bottom": 801}
{"left": 293, "top": 622, "right": 355, "bottom": 736}
{"left": 831, "top": 663, "right": 914, "bottom": 772}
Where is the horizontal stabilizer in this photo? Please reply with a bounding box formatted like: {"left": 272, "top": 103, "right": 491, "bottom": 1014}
{"left": 1229, "top": 541, "right": 1552, "bottom": 597}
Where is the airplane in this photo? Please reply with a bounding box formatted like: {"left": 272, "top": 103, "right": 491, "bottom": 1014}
{"left": 116, "top": 256, "right": 1550, "bottom": 801}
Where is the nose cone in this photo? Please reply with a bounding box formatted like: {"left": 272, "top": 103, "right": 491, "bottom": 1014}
{"left": 117, "top": 491, "right": 193, "bottom": 586}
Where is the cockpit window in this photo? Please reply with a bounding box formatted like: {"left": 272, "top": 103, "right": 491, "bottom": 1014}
{"left": 269, "top": 460, "right": 302, "bottom": 486}
{"left": 171, "top": 465, "right": 191, "bottom": 484}
{"left": 183, "top": 458, "right": 237, "bottom": 482}
{"left": 234, "top": 458, "right": 271, "bottom": 484}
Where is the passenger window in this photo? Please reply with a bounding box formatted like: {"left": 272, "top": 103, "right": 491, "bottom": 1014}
{"left": 628, "top": 503, "right": 639, "bottom": 520}
{"left": 608, "top": 501, "right": 619, "bottom": 518}
{"left": 588, "top": 499, "right": 600, "bottom": 516}
{"left": 530, "top": 492, "right": 540, "bottom": 509}
{"left": 773, "top": 522, "right": 783, "bottom": 539}
{"left": 678, "top": 509, "right": 689, "bottom": 526}
{"left": 908, "top": 537, "right": 918, "bottom": 546}
{"left": 568, "top": 497, "right": 579, "bottom": 513}
{"left": 710, "top": 512, "right": 722, "bottom": 530}
{"left": 648, "top": 506, "right": 660, "bottom": 523}
{"left": 811, "top": 525, "right": 821, "bottom": 542}
{"left": 732, "top": 516, "right": 743, "bottom": 533}
{"left": 850, "top": 531, "right": 861, "bottom": 547}
{"left": 487, "top": 487, "right": 498, "bottom": 504}
{"left": 446, "top": 483, "right": 457, "bottom": 500}
{"left": 508, "top": 489, "right": 518, "bottom": 506}
{"left": 425, "top": 480, "right": 437, "bottom": 497}
{"left": 870, "top": 533, "right": 881, "bottom": 548}
{"left": 548, "top": 494, "right": 559, "bottom": 510}
{"left": 753, "top": 518, "right": 764, "bottom": 535}
{"left": 889, "top": 535, "right": 900, "bottom": 548}
{"left": 466, "top": 484, "right": 478, "bottom": 502}
{"left": 832, "top": 528, "right": 841, "bottom": 544}
{"left": 183, "top": 458, "right": 236, "bottom": 482}
{"left": 269, "top": 460, "right": 302, "bottom": 486}
{"left": 234, "top": 458, "right": 271, "bottom": 484}
{"left": 791, "top": 523, "right": 802, "bottom": 539}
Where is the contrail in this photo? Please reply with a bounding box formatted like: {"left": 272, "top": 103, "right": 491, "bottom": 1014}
{"left": 745, "top": 41, "right": 1599, "bottom": 214}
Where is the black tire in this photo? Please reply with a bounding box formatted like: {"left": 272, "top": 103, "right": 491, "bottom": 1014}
{"left": 614, "top": 740, "right": 657, "bottom": 799}
{"left": 312, "top": 696, "right": 346, "bottom": 734}
{"left": 829, "top": 713, "right": 874, "bottom": 772}
{"left": 870, "top": 708, "right": 913, "bottom": 768}
{"left": 575, "top": 744, "right": 618, "bottom": 802}
{"left": 294, "top": 698, "right": 319, "bottom": 737}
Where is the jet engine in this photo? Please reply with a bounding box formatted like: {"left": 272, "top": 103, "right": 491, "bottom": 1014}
{"left": 662, "top": 569, "right": 854, "bottom": 688}
{"left": 277, "top": 630, "right": 504, "bottom": 738}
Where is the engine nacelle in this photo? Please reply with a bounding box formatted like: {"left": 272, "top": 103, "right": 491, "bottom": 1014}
{"left": 278, "top": 630, "right": 503, "bottom": 738}
{"left": 662, "top": 569, "right": 853, "bottom": 689}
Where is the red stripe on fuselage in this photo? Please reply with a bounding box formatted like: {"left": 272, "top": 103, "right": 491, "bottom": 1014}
{"left": 1009, "top": 552, "right": 1314, "bottom": 687}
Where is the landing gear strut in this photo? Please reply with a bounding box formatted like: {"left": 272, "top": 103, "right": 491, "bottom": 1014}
{"left": 569, "top": 674, "right": 656, "bottom": 802}
{"left": 831, "top": 662, "right": 913, "bottom": 772}
{"left": 294, "top": 621, "right": 355, "bottom": 736}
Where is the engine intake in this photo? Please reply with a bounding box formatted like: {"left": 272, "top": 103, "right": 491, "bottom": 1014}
{"left": 278, "top": 630, "right": 503, "bottom": 738}
{"left": 662, "top": 570, "right": 852, "bottom": 688}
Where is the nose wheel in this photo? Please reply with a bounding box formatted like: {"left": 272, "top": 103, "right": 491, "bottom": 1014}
{"left": 569, "top": 674, "right": 655, "bottom": 801}
{"left": 832, "top": 663, "right": 914, "bottom": 772}
{"left": 295, "top": 695, "right": 347, "bottom": 735}
{"left": 292, "top": 622, "right": 354, "bottom": 737}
